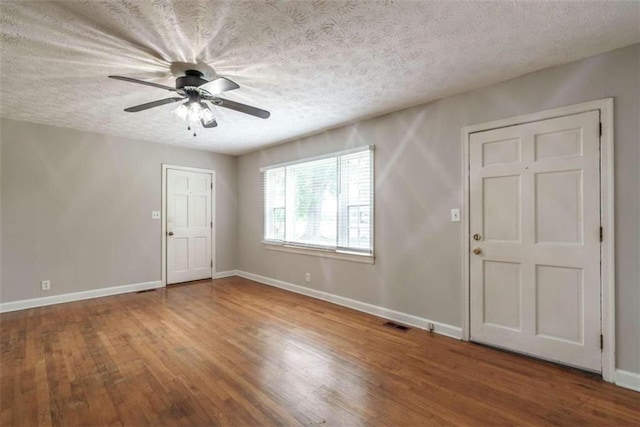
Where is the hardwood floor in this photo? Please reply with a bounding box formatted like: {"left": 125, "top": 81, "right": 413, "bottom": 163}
{"left": 1, "top": 277, "right": 638, "bottom": 426}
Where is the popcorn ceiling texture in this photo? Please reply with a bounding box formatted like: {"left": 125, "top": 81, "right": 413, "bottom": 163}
{"left": 1, "top": 0, "right": 638, "bottom": 154}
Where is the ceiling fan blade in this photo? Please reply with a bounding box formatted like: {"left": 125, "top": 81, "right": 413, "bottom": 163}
{"left": 124, "top": 97, "right": 184, "bottom": 112}
{"left": 109, "top": 75, "right": 176, "bottom": 91}
{"left": 199, "top": 77, "right": 240, "bottom": 94}
{"left": 201, "top": 119, "right": 218, "bottom": 128}
{"left": 208, "top": 97, "right": 270, "bottom": 119}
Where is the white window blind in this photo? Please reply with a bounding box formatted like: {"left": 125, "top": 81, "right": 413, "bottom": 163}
{"left": 263, "top": 146, "right": 374, "bottom": 255}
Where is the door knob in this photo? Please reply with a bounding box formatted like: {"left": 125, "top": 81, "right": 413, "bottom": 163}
{"left": 472, "top": 247, "right": 482, "bottom": 255}
{"left": 168, "top": 231, "right": 174, "bottom": 236}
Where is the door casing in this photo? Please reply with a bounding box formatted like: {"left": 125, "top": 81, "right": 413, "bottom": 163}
{"left": 161, "top": 164, "right": 216, "bottom": 287}
{"left": 461, "top": 98, "right": 614, "bottom": 382}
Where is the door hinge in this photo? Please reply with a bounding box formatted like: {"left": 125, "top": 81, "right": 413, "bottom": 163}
{"left": 599, "top": 122, "right": 602, "bottom": 136}
{"left": 600, "top": 334, "right": 604, "bottom": 350}
{"left": 600, "top": 226, "right": 603, "bottom": 242}
{"left": 211, "top": 182, "right": 213, "bottom": 189}
{"left": 211, "top": 221, "right": 213, "bottom": 228}
{"left": 211, "top": 260, "right": 213, "bottom": 268}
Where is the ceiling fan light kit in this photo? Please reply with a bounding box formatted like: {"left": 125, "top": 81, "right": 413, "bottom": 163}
{"left": 108, "top": 68, "right": 269, "bottom": 136}
{"left": 173, "top": 101, "right": 215, "bottom": 125}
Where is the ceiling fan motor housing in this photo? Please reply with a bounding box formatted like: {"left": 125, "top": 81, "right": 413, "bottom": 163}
{"left": 176, "top": 69, "right": 208, "bottom": 90}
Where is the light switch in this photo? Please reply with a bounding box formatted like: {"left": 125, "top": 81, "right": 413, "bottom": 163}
{"left": 152, "top": 210, "right": 161, "bottom": 219}
{"left": 450, "top": 209, "right": 460, "bottom": 222}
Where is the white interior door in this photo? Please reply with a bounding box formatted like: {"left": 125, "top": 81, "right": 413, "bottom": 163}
{"left": 167, "top": 169, "right": 212, "bottom": 284}
{"left": 469, "top": 110, "right": 601, "bottom": 372}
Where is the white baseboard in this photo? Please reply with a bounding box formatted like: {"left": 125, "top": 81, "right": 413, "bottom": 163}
{"left": 0, "top": 280, "right": 164, "bottom": 313}
{"left": 615, "top": 369, "right": 640, "bottom": 392}
{"left": 212, "top": 270, "right": 237, "bottom": 279}
{"left": 235, "top": 270, "right": 463, "bottom": 340}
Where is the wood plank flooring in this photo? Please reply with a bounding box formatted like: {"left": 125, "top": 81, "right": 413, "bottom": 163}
{"left": 1, "top": 277, "right": 638, "bottom": 426}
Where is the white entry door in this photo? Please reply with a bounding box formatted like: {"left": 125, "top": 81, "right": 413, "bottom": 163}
{"left": 469, "top": 110, "right": 601, "bottom": 372}
{"left": 166, "top": 169, "right": 213, "bottom": 284}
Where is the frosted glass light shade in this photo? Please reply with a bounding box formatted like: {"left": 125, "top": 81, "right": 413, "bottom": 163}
{"left": 173, "top": 103, "right": 188, "bottom": 120}
{"left": 187, "top": 102, "right": 202, "bottom": 122}
{"left": 201, "top": 103, "right": 215, "bottom": 125}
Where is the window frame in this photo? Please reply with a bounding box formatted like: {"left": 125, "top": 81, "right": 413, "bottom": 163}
{"left": 261, "top": 145, "right": 375, "bottom": 263}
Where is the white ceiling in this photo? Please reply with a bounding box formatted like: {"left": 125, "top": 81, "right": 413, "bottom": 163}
{"left": 1, "top": 1, "right": 638, "bottom": 155}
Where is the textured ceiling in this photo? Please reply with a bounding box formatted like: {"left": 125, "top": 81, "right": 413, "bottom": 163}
{"left": 1, "top": 1, "right": 639, "bottom": 155}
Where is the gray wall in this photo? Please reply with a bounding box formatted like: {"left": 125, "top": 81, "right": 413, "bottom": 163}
{"left": 0, "top": 119, "right": 237, "bottom": 302}
{"left": 237, "top": 44, "right": 639, "bottom": 373}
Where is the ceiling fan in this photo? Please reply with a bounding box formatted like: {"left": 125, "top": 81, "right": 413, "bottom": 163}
{"left": 108, "top": 70, "right": 270, "bottom": 135}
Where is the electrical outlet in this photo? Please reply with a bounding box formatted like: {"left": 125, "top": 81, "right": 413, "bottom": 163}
{"left": 305, "top": 273, "right": 311, "bottom": 282}
{"left": 41, "top": 280, "right": 51, "bottom": 291}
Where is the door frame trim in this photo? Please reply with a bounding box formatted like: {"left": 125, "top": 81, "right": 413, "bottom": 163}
{"left": 460, "top": 98, "right": 615, "bottom": 382}
{"left": 161, "top": 164, "right": 217, "bottom": 287}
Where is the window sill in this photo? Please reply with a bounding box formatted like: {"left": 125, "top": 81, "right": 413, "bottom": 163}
{"left": 263, "top": 242, "right": 375, "bottom": 264}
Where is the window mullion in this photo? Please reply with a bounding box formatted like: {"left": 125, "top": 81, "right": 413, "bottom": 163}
{"left": 283, "top": 167, "right": 287, "bottom": 243}
{"left": 338, "top": 156, "right": 343, "bottom": 248}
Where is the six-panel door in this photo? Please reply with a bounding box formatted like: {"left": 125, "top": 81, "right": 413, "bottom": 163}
{"left": 469, "top": 111, "right": 602, "bottom": 372}
{"left": 167, "top": 169, "right": 213, "bottom": 284}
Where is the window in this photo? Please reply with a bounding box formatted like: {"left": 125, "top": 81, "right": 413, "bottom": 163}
{"left": 263, "top": 146, "right": 374, "bottom": 257}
